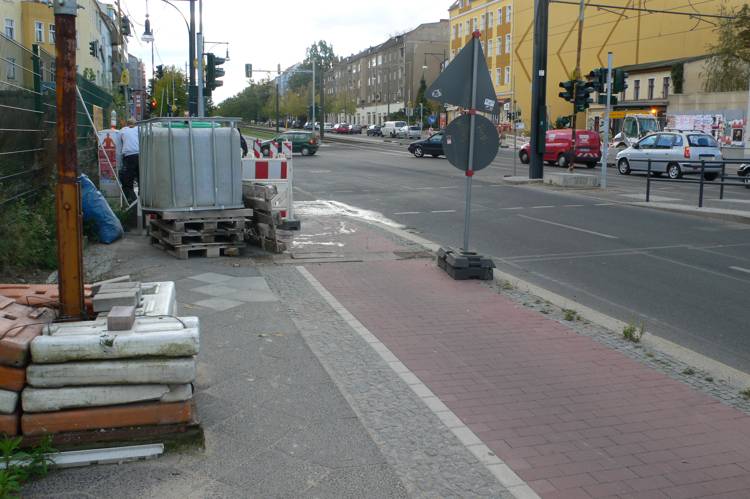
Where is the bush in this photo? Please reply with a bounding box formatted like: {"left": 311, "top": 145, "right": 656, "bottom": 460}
{"left": 0, "top": 194, "right": 58, "bottom": 273}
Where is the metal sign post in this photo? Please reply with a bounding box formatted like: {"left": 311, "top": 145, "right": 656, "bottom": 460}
{"left": 600, "top": 52, "right": 613, "bottom": 189}
{"left": 462, "top": 33, "right": 479, "bottom": 252}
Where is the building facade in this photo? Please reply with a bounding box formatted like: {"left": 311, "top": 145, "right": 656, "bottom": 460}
{"left": 325, "top": 20, "right": 449, "bottom": 126}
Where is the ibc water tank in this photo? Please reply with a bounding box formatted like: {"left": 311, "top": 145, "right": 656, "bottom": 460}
{"left": 139, "top": 118, "right": 243, "bottom": 212}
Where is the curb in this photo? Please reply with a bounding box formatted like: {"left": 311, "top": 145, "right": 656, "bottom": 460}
{"left": 627, "top": 202, "right": 750, "bottom": 224}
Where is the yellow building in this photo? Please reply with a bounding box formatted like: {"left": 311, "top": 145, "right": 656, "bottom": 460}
{"left": 448, "top": 0, "right": 514, "bottom": 115}
{"left": 449, "top": 0, "right": 745, "bottom": 129}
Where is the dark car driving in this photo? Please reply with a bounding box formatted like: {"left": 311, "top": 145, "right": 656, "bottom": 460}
{"left": 261, "top": 131, "right": 319, "bottom": 156}
{"left": 407, "top": 132, "right": 444, "bottom": 158}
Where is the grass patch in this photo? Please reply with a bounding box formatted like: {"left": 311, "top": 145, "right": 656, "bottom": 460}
{"left": 623, "top": 323, "right": 643, "bottom": 343}
{"left": 741, "top": 388, "right": 750, "bottom": 400}
{"left": 682, "top": 367, "right": 695, "bottom": 376}
{"left": 240, "top": 127, "right": 276, "bottom": 140}
{"left": 0, "top": 436, "right": 55, "bottom": 497}
{"left": 563, "top": 309, "right": 577, "bottom": 321}
{"left": 0, "top": 193, "right": 58, "bottom": 273}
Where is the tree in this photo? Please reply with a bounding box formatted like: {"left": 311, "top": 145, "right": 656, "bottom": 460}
{"left": 703, "top": 4, "right": 750, "bottom": 92}
{"left": 216, "top": 80, "right": 274, "bottom": 122}
{"left": 152, "top": 66, "right": 188, "bottom": 117}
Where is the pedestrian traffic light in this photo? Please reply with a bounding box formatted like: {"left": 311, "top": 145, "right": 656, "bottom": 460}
{"left": 155, "top": 64, "right": 164, "bottom": 79}
{"left": 586, "top": 68, "right": 606, "bottom": 93}
{"left": 89, "top": 40, "right": 98, "bottom": 58}
{"left": 205, "top": 53, "right": 225, "bottom": 97}
{"left": 245, "top": 63, "right": 252, "bottom": 78}
{"left": 574, "top": 81, "right": 595, "bottom": 112}
{"left": 150, "top": 98, "right": 157, "bottom": 110}
{"left": 558, "top": 80, "right": 575, "bottom": 103}
{"left": 612, "top": 69, "right": 628, "bottom": 94}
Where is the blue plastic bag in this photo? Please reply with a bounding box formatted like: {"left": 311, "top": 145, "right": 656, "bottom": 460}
{"left": 79, "top": 173, "right": 124, "bottom": 244}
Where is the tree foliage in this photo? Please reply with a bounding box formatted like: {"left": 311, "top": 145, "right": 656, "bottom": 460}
{"left": 703, "top": 4, "right": 750, "bottom": 92}
{"left": 215, "top": 80, "right": 275, "bottom": 121}
{"left": 153, "top": 66, "right": 188, "bottom": 117}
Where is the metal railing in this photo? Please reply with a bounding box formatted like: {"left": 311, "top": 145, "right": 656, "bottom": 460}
{"left": 643, "top": 158, "right": 749, "bottom": 208}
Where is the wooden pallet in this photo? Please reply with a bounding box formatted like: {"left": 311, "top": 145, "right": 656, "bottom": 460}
{"left": 149, "top": 220, "right": 244, "bottom": 245}
{"left": 149, "top": 208, "right": 253, "bottom": 220}
{"left": 150, "top": 216, "right": 247, "bottom": 233}
{"left": 150, "top": 237, "right": 244, "bottom": 260}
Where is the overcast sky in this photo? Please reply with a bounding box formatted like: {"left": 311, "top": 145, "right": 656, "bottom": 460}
{"left": 120, "top": 0, "right": 450, "bottom": 104}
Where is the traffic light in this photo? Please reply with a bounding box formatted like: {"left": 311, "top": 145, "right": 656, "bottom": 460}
{"left": 558, "top": 80, "right": 575, "bottom": 103}
{"left": 89, "top": 40, "right": 98, "bottom": 58}
{"left": 155, "top": 65, "right": 164, "bottom": 80}
{"left": 612, "top": 69, "right": 628, "bottom": 94}
{"left": 586, "top": 68, "right": 606, "bottom": 93}
{"left": 245, "top": 63, "right": 252, "bottom": 78}
{"left": 121, "top": 16, "right": 131, "bottom": 36}
{"left": 150, "top": 98, "right": 157, "bottom": 110}
{"left": 574, "top": 81, "right": 595, "bottom": 112}
{"left": 597, "top": 94, "right": 618, "bottom": 106}
{"left": 205, "top": 53, "right": 226, "bottom": 97}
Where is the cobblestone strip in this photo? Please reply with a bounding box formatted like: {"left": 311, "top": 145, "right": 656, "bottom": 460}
{"left": 262, "top": 265, "right": 520, "bottom": 499}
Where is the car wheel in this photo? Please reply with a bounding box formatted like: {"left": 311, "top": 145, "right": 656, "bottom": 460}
{"left": 744, "top": 177, "right": 750, "bottom": 189}
{"left": 519, "top": 150, "right": 529, "bottom": 164}
{"left": 261, "top": 147, "right": 270, "bottom": 157}
{"left": 556, "top": 154, "right": 568, "bottom": 168}
{"left": 301, "top": 146, "right": 310, "bottom": 156}
{"left": 617, "top": 158, "right": 631, "bottom": 175}
{"left": 431, "top": 154, "right": 439, "bottom": 158}
{"left": 413, "top": 146, "right": 424, "bottom": 158}
{"left": 703, "top": 172, "right": 718, "bottom": 181}
{"left": 585, "top": 162, "right": 597, "bottom": 169}
{"left": 390, "top": 131, "right": 396, "bottom": 138}
{"left": 667, "top": 163, "right": 682, "bottom": 179}
{"left": 651, "top": 171, "right": 662, "bottom": 177}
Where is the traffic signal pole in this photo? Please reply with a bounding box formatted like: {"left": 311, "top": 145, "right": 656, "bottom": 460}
{"left": 569, "top": 0, "right": 585, "bottom": 172}
{"left": 600, "top": 52, "right": 613, "bottom": 189}
{"left": 54, "top": 0, "right": 85, "bottom": 320}
{"left": 529, "top": 0, "right": 549, "bottom": 179}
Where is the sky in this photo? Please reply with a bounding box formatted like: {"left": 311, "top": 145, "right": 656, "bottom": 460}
{"left": 120, "top": 0, "right": 450, "bottom": 104}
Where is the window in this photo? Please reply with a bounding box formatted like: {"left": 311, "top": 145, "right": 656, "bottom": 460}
{"left": 488, "top": 12, "right": 493, "bottom": 26}
{"left": 506, "top": 5, "right": 512, "bottom": 23}
{"left": 487, "top": 39, "right": 493, "bottom": 56}
{"left": 633, "top": 80, "right": 640, "bottom": 100}
{"left": 655, "top": 134, "right": 675, "bottom": 149}
{"left": 480, "top": 14, "right": 485, "bottom": 30}
{"left": 638, "top": 134, "right": 658, "bottom": 149}
{"left": 496, "top": 37, "right": 501, "bottom": 55}
{"left": 453, "top": 25, "right": 458, "bottom": 39}
{"left": 473, "top": 17, "right": 478, "bottom": 31}
{"left": 34, "top": 21, "right": 43, "bottom": 43}
{"left": 687, "top": 134, "right": 718, "bottom": 147}
{"left": 6, "top": 56, "right": 16, "bottom": 80}
{"left": 505, "top": 34, "right": 511, "bottom": 53}
{"left": 497, "top": 9, "right": 502, "bottom": 24}
{"left": 647, "top": 78, "right": 655, "bottom": 100}
{"left": 505, "top": 66, "right": 511, "bottom": 85}
{"left": 4, "top": 18, "right": 15, "bottom": 40}
{"left": 495, "top": 68, "right": 501, "bottom": 85}
{"left": 49, "top": 24, "right": 55, "bottom": 43}
{"left": 662, "top": 76, "right": 670, "bottom": 99}
{"left": 465, "top": 21, "right": 470, "bottom": 35}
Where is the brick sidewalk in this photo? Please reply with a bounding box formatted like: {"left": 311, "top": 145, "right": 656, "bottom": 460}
{"left": 310, "top": 259, "right": 750, "bottom": 499}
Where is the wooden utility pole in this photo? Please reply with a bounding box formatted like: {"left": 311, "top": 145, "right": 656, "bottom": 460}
{"left": 54, "top": 0, "right": 85, "bottom": 320}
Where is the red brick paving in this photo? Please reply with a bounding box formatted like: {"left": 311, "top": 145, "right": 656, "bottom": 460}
{"left": 309, "top": 259, "right": 750, "bottom": 499}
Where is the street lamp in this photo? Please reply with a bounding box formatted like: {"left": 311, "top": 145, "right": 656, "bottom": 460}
{"left": 142, "top": 7, "right": 155, "bottom": 104}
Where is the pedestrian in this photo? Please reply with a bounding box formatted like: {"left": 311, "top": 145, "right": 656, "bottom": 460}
{"left": 119, "top": 118, "right": 140, "bottom": 203}
{"left": 240, "top": 133, "right": 248, "bottom": 158}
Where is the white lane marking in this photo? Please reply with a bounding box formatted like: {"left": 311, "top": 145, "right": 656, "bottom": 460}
{"left": 531, "top": 205, "right": 555, "bottom": 209}
{"left": 438, "top": 186, "right": 457, "bottom": 189}
{"left": 296, "top": 266, "right": 538, "bottom": 499}
{"left": 393, "top": 211, "right": 421, "bottom": 215}
{"left": 309, "top": 169, "right": 331, "bottom": 173}
{"left": 501, "top": 207, "right": 524, "bottom": 210}
{"left": 518, "top": 214, "right": 619, "bottom": 239}
{"left": 562, "top": 204, "right": 585, "bottom": 208}
{"left": 431, "top": 210, "right": 457, "bottom": 213}
{"left": 414, "top": 187, "right": 434, "bottom": 190}
{"left": 730, "top": 266, "right": 750, "bottom": 275}
{"left": 595, "top": 203, "right": 615, "bottom": 206}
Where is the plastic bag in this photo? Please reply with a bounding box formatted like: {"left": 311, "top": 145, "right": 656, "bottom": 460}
{"left": 79, "top": 173, "right": 124, "bottom": 244}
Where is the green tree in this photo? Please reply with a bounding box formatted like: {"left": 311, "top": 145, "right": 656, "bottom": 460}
{"left": 703, "top": 4, "right": 750, "bottom": 92}
{"left": 216, "top": 79, "right": 274, "bottom": 122}
{"left": 152, "top": 66, "right": 188, "bottom": 117}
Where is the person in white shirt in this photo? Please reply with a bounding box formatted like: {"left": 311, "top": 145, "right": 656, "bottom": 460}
{"left": 119, "top": 119, "right": 140, "bottom": 203}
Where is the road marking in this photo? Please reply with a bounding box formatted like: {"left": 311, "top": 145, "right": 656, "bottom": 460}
{"left": 518, "top": 214, "right": 619, "bottom": 239}
{"left": 501, "top": 207, "right": 524, "bottom": 210}
{"left": 594, "top": 202, "right": 615, "bottom": 206}
{"left": 531, "top": 205, "right": 555, "bottom": 209}
{"left": 414, "top": 187, "right": 434, "bottom": 190}
{"left": 730, "top": 266, "right": 750, "bottom": 275}
{"left": 393, "top": 211, "right": 421, "bottom": 215}
{"left": 309, "top": 169, "right": 332, "bottom": 173}
{"left": 438, "top": 186, "right": 457, "bottom": 189}
{"left": 562, "top": 204, "right": 584, "bottom": 208}
{"left": 431, "top": 210, "right": 457, "bottom": 213}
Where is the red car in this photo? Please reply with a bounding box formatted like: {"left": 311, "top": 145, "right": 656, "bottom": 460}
{"left": 519, "top": 129, "right": 601, "bottom": 168}
{"left": 334, "top": 123, "right": 351, "bottom": 134}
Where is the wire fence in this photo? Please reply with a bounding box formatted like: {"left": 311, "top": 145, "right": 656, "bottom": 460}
{"left": 0, "top": 32, "right": 113, "bottom": 208}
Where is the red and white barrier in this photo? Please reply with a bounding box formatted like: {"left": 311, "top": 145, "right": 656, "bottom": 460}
{"left": 252, "top": 139, "right": 263, "bottom": 158}
{"left": 242, "top": 142, "right": 295, "bottom": 222}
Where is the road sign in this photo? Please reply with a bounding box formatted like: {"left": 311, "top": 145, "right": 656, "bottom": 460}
{"left": 428, "top": 115, "right": 436, "bottom": 125}
{"left": 426, "top": 36, "right": 497, "bottom": 113}
{"left": 442, "top": 114, "right": 499, "bottom": 173}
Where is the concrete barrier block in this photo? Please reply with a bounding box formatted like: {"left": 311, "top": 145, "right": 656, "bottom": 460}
{"left": 0, "top": 364, "right": 26, "bottom": 391}
{"left": 0, "top": 298, "right": 56, "bottom": 367}
{"left": 92, "top": 290, "right": 139, "bottom": 313}
{"left": 27, "top": 358, "right": 196, "bottom": 387}
{"left": 22, "top": 383, "right": 192, "bottom": 413}
{"left": 544, "top": 172, "right": 600, "bottom": 188}
{"left": 0, "top": 412, "right": 19, "bottom": 436}
{"left": 0, "top": 389, "right": 18, "bottom": 414}
{"left": 44, "top": 316, "right": 198, "bottom": 337}
{"left": 21, "top": 401, "right": 193, "bottom": 435}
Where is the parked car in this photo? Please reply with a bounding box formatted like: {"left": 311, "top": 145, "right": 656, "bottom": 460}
{"left": 397, "top": 125, "right": 422, "bottom": 139}
{"left": 366, "top": 125, "right": 382, "bottom": 137}
{"left": 334, "top": 123, "right": 350, "bottom": 134}
{"left": 382, "top": 120, "right": 407, "bottom": 138}
{"left": 519, "top": 129, "right": 601, "bottom": 168}
{"left": 323, "top": 123, "right": 334, "bottom": 132}
{"left": 616, "top": 131, "right": 723, "bottom": 180}
{"left": 350, "top": 124, "right": 363, "bottom": 134}
{"left": 738, "top": 163, "right": 750, "bottom": 188}
{"left": 261, "top": 131, "right": 319, "bottom": 156}
{"left": 408, "top": 131, "right": 444, "bottom": 158}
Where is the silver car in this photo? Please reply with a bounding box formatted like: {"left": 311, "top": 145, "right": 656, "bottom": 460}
{"left": 397, "top": 125, "right": 422, "bottom": 140}
{"left": 616, "top": 131, "right": 723, "bottom": 180}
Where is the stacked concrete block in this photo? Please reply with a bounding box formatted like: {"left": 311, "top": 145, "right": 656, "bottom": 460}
{"left": 0, "top": 296, "right": 56, "bottom": 436}
{"left": 0, "top": 284, "right": 94, "bottom": 315}
{"left": 21, "top": 306, "right": 200, "bottom": 435}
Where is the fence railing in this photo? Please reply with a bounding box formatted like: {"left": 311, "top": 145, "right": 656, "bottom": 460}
{"left": 0, "top": 33, "right": 113, "bottom": 208}
{"left": 643, "top": 158, "right": 749, "bottom": 208}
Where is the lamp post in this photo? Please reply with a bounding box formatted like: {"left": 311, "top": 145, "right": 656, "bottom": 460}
{"left": 141, "top": 10, "right": 155, "bottom": 103}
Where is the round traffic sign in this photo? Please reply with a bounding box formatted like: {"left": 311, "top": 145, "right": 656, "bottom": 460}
{"left": 442, "top": 114, "right": 499, "bottom": 173}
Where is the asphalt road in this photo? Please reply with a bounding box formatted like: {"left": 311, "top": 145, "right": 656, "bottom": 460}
{"left": 290, "top": 137, "right": 750, "bottom": 375}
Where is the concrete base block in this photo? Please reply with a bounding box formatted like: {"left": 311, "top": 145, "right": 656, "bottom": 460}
{"left": 22, "top": 383, "right": 192, "bottom": 413}
{"left": 437, "top": 247, "right": 495, "bottom": 281}
{"left": 92, "top": 290, "right": 139, "bottom": 313}
{"left": 0, "top": 388, "right": 18, "bottom": 414}
{"left": 544, "top": 172, "right": 600, "bottom": 188}
{"left": 27, "top": 358, "right": 196, "bottom": 387}
{"left": 503, "top": 176, "right": 544, "bottom": 185}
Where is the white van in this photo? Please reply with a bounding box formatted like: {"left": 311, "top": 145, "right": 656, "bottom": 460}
{"left": 382, "top": 121, "right": 407, "bottom": 138}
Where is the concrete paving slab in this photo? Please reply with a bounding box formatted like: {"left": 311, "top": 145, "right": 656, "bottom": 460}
{"left": 187, "top": 272, "right": 233, "bottom": 284}
{"left": 192, "top": 297, "right": 244, "bottom": 311}
{"left": 227, "top": 289, "right": 278, "bottom": 302}
{"left": 222, "top": 276, "right": 270, "bottom": 290}
{"left": 190, "top": 284, "right": 239, "bottom": 297}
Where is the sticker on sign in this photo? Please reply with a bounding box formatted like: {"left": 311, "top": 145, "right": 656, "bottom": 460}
{"left": 483, "top": 98, "right": 495, "bottom": 111}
